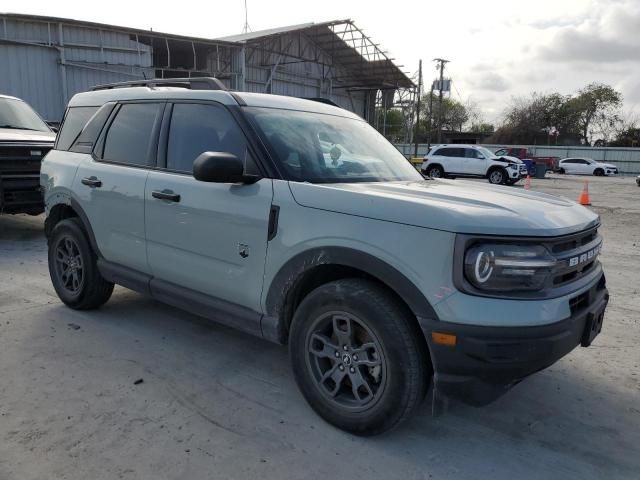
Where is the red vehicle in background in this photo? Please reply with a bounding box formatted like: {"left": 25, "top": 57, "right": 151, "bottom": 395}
{"left": 493, "top": 147, "right": 560, "bottom": 175}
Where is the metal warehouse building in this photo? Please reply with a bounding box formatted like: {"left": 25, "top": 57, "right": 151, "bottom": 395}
{"left": 0, "top": 13, "right": 415, "bottom": 130}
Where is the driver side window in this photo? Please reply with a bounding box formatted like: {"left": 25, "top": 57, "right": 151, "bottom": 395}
{"left": 166, "top": 103, "right": 257, "bottom": 174}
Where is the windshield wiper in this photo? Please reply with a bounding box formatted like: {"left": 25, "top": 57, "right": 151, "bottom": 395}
{"left": 0, "top": 124, "right": 40, "bottom": 131}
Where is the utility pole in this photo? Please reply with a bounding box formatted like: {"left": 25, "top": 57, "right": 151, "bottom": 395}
{"left": 413, "top": 59, "right": 422, "bottom": 158}
{"left": 434, "top": 58, "right": 449, "bottom": 144}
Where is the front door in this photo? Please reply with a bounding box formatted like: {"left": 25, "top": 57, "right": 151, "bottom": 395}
{"left": 144, "top": 102, "right": 273, "bottom": 313}
{"left": 462, "top": 148, "right": 487, "bottom": 175}
{"left": 74, "top": 102, "right": 164, "bottom": 274}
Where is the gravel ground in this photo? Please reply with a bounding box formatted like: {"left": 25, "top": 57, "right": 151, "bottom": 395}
{"left": 0, "top": 174, "right": 638, "bottom": 480}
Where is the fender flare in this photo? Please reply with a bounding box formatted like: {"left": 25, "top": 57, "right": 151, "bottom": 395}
{"left": 262, "top": 246, "right": 439, "bottom": 343}
{"left": 46, "top": 196, "right": 101, "bottom": 257}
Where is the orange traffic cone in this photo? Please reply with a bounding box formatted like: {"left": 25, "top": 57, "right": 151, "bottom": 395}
{"left": 578, "top": 180, "right": 591, "bottom": 205}
{"left": 524, "top": 175, "right": 531, "bottom": 190}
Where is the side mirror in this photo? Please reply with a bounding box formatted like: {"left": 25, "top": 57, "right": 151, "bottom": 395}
{"left": 193, "top": 151, "right": 255, "bottom": 184}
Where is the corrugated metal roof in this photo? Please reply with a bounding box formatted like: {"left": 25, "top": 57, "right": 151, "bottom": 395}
{"left": 217, "top": 20, "right": 343, "bottom": 42}
{"left": 218, "top": 19, "right": 414, "bottom": 90}
{"left": 0, "top": 13, "right": 239, "bottom": 47}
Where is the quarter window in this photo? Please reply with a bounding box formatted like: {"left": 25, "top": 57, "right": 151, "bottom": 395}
{"left": 102, "top": 103, "right": 161, "bottom": 166}
{"left": 166, "top": 103, "right": 249, "bottom": 173}
{"left": 56, "top": 106, "right": 99, "bottom": 151}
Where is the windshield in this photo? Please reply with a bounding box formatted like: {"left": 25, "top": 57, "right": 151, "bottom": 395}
{"left": 477, "top": 147, "right": 498, "bottom": 158}
{"left": 0, "top": 97, "right": 50, "bottom": 132}
{"left": 246, "top": 107, "right": 423, "bottom": 183}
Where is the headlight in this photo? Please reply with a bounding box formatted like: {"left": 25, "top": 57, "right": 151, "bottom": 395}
{"left": 464, "top": 243, "right": 556, "bottom": 292}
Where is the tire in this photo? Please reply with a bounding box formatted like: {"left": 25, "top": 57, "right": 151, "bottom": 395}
{"left": 488, "top": 168, "right": 506, "bottom": 185}
{"left": 48, "top": 218, "right": 114, "bottom": 310}
{"left": 289, "top": 279, "right": 430, "bottom": 436}
{"left": 425, "top": 164, "right": 444, "bottom": 178}
{"left": 594, "top": 168, "right": 604, "bottom": 176}
{"left": 559, "top": 168, "right": 566, "bottom": 174}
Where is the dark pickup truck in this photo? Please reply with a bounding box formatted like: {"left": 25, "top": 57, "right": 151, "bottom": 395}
{"left": 494, "top": 147, "right": 560, "bottom": 174}
{"left": 0, "top": 95, "right": 55, "bottom": 215}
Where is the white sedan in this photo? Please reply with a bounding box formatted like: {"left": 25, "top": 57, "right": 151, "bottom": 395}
{"left": 558, "top": 157, "right": 618, "bottom": 176}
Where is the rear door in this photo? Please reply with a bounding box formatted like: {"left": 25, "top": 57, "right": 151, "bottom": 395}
{"left": 433, "top": 147, "right": 464, "bottom": 173}
{"left": 144, "top": 101, "right": 273, "bottom": 313}
{"left": 74, "top": 102, "right": 164, "bottom": 274}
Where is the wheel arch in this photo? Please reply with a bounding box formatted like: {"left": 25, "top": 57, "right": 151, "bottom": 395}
{"left": 262, "top": 247, "right": 439, "bottom": 345}
{"left": 425, "top": 163, "right": 444, "bottom": 174}
{"left": 45, "top": 198, "right": 100, "bottom": 256}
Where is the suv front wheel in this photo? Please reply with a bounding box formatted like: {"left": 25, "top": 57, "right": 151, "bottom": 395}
{"left": 488, "top": 168, "right": 507, "bottom": 185}
{"left": 48, "top": 218, "right": 114, "bottom": 310}
{"left": 289, "top": 279, "right": 429, "bottom": 436}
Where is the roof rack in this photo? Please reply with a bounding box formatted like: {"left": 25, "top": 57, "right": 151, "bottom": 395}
{"left": 92, "top": 77, "right": 227, "bottom": 91}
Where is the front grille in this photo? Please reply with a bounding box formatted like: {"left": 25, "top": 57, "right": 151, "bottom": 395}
{"left": 544, "top": 226, "right": 602, "bottom": 288}
{"left": 0, "top": 143, "right": 51, "bottom": 174}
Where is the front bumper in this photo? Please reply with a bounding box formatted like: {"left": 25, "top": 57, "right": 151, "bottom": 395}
{"left": 422, "top": 273, "right": 608, "bottom": 406}
{"left": 0, "top": 173, "right": 44, "bottom": 214}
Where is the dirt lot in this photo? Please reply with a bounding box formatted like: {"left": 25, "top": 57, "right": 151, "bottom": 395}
{"left": 0, "top": 174, "right": 638, "bottom": 480}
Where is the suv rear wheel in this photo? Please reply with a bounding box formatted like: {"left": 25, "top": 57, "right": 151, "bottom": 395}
{"left": 48, "top": 218, "right": 114, "bottom": 310}
{"left": 425, "top": 164, "right": 444, "bottom": 178}
{"left": 488, "top": 168, "right": 506, "bottom": 185}
{"left": 289, "top": 279, "right": 429, "bottom": 435}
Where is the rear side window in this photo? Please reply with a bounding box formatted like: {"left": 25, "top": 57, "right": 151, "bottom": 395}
{"left": 166, "top": 103, "right": 249, "bottom": 173}
{"left": 69, "top": 103, "right": 116, "bottom": 154}
{"left": 437, "top": 147, "right": 463, "bottom": 157}
{"left": 56, "top": 106, "right": 99, "bottom": 151}
{"left": 102, "top": 103, "right": 161, "bottom": 166}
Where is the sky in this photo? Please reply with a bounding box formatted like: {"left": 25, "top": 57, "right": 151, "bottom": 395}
{"left": 9, "top": 0, "right": 640, "bottom": 123}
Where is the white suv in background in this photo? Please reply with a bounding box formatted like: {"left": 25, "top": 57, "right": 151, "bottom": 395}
{"left": 422, "top": 145, "right": 527, "bottom": 185}
{"left": 558, "top": 157, "right": 618, "bottom": 176}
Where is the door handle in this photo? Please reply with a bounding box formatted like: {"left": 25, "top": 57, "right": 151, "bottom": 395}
{"left": 152, "top": 190, "right": 181, "bottom": 202}
{"left": 81, "top": 176, "right": 102, "bottom": 188}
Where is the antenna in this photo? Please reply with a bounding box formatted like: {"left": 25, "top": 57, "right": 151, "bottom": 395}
{"left": 242, "top": 0, "right": 252, "bottom": 33}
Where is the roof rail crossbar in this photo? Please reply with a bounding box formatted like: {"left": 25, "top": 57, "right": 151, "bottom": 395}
{"left": 91, "top": 77, "right": 227, "bottom": 91}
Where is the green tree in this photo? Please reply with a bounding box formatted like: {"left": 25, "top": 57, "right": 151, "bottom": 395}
{"left": 572, "top": 83, "right": 622, "bottom": 145}
{"left": 470, "top": 122, "right": 495, "bottom": 134}
{"left": 375, "top": 108, "right": 405, "bottom": 142}
{"left": 489, "top": 84, "right": 622, "bottom": 146}
{"left": 418, "top": 93, "right": 470, "bottom": 140}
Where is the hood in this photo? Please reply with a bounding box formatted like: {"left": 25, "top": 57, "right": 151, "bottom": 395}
{"left": 595, "top": 162, "right": 616, "bottom": 168}
{"left": 494, "top": 155, "right": 523, "bottom": 165}
{"left": 0, "top": 128, "right": 56, "bottom": 143}
{"left": 289, "top": 179, "right": 599, "bottom": 237}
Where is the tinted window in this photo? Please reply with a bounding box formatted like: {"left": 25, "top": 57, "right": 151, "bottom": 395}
{"left": 465, "top": 148, "right": 483, "bottom": 159}
{"left": 436, "top": 147, "right": 462, "bottom": 157}
{"left": 69, "top": 103, "right": 116, "bottom": 154}
{"left": 103, "top": 103, "right": 160, "bottom": 166}
{"left": 494, "top": 149, "right": 506, "bottom": 156}
{"left": 167, "top": 103, "right": 248, "bottom": 173}
{"left": 56, "top": 106, "right": 99, "bottom": 150}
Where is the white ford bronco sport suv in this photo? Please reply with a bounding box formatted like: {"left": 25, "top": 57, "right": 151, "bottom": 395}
{"left": 422, "top": 144, "right": 528, "bottom": 185}
{"left": 41, "top": 78, "right": 609, "bottom": 435}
